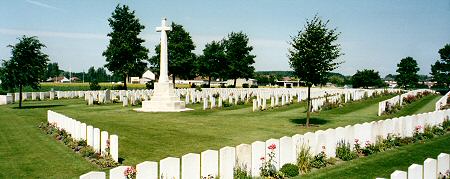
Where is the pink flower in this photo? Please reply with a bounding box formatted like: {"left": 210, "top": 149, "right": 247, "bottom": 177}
{"left": 415, "top": 125, "right": 422, "bottom": 130}
{"left": 354, "top": 139, "right": 359, "bottom": 143}
{"left": 268, "top": 144, "right": 276, "bottom": 150}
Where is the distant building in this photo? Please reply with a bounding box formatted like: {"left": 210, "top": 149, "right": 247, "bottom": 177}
{"left": 226, "top": 78, "right": 257, "bottom": 87}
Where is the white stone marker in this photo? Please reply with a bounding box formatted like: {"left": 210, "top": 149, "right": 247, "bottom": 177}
{"left": 86, "top": 125, "right": 94, "bottom": 147}
{"left": 160, "top": 157, "right": 180, "bottom": 179}
{"left": 182, "top": 153, "right": 200, "bottom": 179}
{"left": 437, "top": 153, "right": 450, "bottom": 176}
{"left": 423, "top": 158, "right": 437, "bottom": 179}
{"left": 80, "top": 123, "right": 87, "bottom": 140}
{"left": 219, "top": 146, "right": 236, "bottom": 179}
{"left": 123, "top": 96, "right": 128, "bottom": 107}
{"left": 201, "top": 150, "right": 219, "bottom": 177}
{"left": 235, "top": 144, "right": 252, "bottom": 173}
{"left": 136, "top": 161, "right": 158, "bottom": 179}
{"left": 292, "top": 134, "right": 305, "bottom": 158}
{"left": 100, "top": 131, "right": 109, "bottom": 156}
{"left": 265, "top": 138, "right": 280, "bottom": 170}
{"left": 93, "top": 128, "right": 100, "bottom": 153}
{"left": 303, "top": 132, "right": 317, "bottom": 155}
{"left": 314, "top": 130, "right": 326, "bottom": 155}
{"left": 407, "top": 164, "right": 423, "bottom": 179}
{"left": 279, "top": 136, "right": 294, "bottom": 167}
{"left": 324, "top": 128, "right": 337, "bottom": 157}
{"left": 110, "top": 134, "right": 119, "bottom": 162}
{"left": 109, "top": 166, "right": 129, "bottom": 179}
{"left": 251, "top": 141, "right": 265, "bottom": 177}
{"left": 390, "top": 170, "right": 407, "bottom": 179}
{"left": 79, "top": 171, "right": 106, "bottom": 179}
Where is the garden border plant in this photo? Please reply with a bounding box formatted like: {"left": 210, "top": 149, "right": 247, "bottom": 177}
{"left": 38, "top": 121, "right": 118, "bottom": 169}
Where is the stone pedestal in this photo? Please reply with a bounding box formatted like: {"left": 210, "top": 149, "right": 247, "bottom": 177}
{"left": 134, "top": 82, "right": 191, "bottom": 112}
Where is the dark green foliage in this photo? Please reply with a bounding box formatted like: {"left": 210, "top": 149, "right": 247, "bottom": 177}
{"left": 280, "top": 163, "right": 299, "bottom": 177}
{"left": 242, "top": 83, "right": 249, "bottom": 88}
{"left": 254, "top": 73, "right": 279, "bottom": 86}
{"left": 396, "top": 56, "right": 420, "bottom": 89}
{"left": 89, "top": 80, "right": 101, "bottom": 90}
{"left": 223, "top": 32, "right": 256, "bottom": 87}
{"left": 430, "top": 44, "right": 450, "bottom": 86}
{"left": 44, "top": 62, "right": 62, "bottom": 80}
{"left": 234, "top": 166, "right": 252, "bottom": 179}
{"left": 288, "top": 15, "right": 342, "bottom": 127}
{"left": 351, "top": 69, "right": 385, "bottom": 88}
{"left": 103, "top": 4, "right": 148, "bottom": 89}
{"left": 311, "top": 152, "right": 328, "bottom": 169}
{"left": 149, "top": 22, "right": 197, "bottom": 84}
{"left": 145, "top": 81, "right": 154, "bottom": 89}
{"left": 86, "top": 66, "right": 110, "bottom": 82}
{"left": 297, "top": 144, "right": 313, "bottom": 174}
{"left": 336, "top": 140, "right": 358, "bottom": 161}
{"left": 197, "top": 41, "right": 226, "bottom": 86}
{"left": 0, "top": 36, "right": 49, "bottom": 108}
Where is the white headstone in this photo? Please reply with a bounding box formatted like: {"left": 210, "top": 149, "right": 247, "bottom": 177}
{"left": 100, "top": 131, "right": 109, "bottom": 156}
{"left": 423, "top": 158, "right": 437, "bottom": 179}
{"left": 407, "top": 164, "right": 423, "bottom": 179}
{"left": 219, "top": 146, "right": 236, "bottom": 179}
{"left": 136, "top": 161, "right": 158, "bottom": 179}
{"left": 324, "top": 128, "right": 337, "bottom": 157}
{"left": 86, "top": 125, "right": 94, "bottom": 147}
{"left": 80, "top": 123, "right": 87, "bottom": 140}
{"left": 437, "top": 153, "right": 450, "bottom": 176}
{"left": 279, "top": 136, "right": 295, "bottom": 167}
{"left": 201, "top": 150, "right": 218, "bottom": 178}
{"left": 93, "top": 128, "right": 100, "bottom": 153}
{"left": 390, "top": 170, "right": 407, "bottom": 179}
{"left": 160, "top": 157, "right": 180, "bottom": 179}
{"left": 79, "top": 171, "right": 106, "bottom": 179}
{"left": 181, "top": 153, "right": 200, "bottom": 179}
{"left": 251, "top": 141, "right": 265, "bottom": 177}
{"left": 303, "top": 132, "right": 317, "bottom": 155}
{"left": 235, "top": 144, "right": 251, "bottom": 173}
{"left": 314, "top": 130, "right": 326, "bottom": 155}
{"left": 110, "top": 134, "right": 119, "bottom": 162}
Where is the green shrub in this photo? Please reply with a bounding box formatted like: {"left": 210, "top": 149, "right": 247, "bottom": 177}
{"left": 432, "top": 126, "right": 445, "bottom": 136}
{"left": 442, "top": 119, "right": 450, "bottom": 130}
{"left": 112, "top": 84, "right": 126, "bottom": 90}
{"left": 311, "top": 151, "right": 328, "bottom": 169}
{"left": 280, "top": 163, "right": 299, "bottom": 177}
{"left": 77, "top": 140, "right": 87, "bottom": 147}
{"left": 89, "top": 80, "right": 101, "bottom": 90}
{"left": 79, "top": 146, "right": 95, "bottom": 158}
{"left": 250, "top": 84, "right": 258, "bottom": 88}
{"left": 92, "top": 154, "right": 118, "bottom": 168}
{"left": 423, "top": 125, "right": 434, "bottom": 139}
{"left": 233, "top": 166, "right": 252, "bottom": 179}
{"left": 195, "top": 85, "right": 202, "bottom": 92}
{"left": 242, "top": 83, "right": 249, "bottom": 88}
{"left": 222, "top": 100, "right": 232, "bottom": 107}
{"left": 297, "top": 144, "right": 312, "bottom": 174}
{"left": 336, "top": 140, "right": 358, "bottom": 161}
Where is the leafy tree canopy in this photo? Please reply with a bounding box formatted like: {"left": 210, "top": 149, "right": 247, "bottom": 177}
{"left": 351, "top": 69, "right": 385, "bottom": 88}
{"left": 395, "top": 56, "right": 420, "bottom": 89}
{"left": 430, "top": 44, "right": 450, "bottom": 87}
{"left": 103, "top": 4, "right": 148, "bottom": 89}
{"left": 223, "top": 31, "right": 256, "bottom": 86}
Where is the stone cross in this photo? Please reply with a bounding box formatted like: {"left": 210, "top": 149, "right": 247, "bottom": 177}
{"left": 156, "top": 18, "right": 172, "bottom": 83}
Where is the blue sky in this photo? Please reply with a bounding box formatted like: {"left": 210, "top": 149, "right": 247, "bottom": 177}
{"left": 0, "top": 0, "right": 449, "bottom": 76}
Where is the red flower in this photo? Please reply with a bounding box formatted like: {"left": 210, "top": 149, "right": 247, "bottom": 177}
{"left": 268, "top": 144, "right": 276, "bottom": 150}
{"left": 354, "top": 139, "right": 359, "bottom": 143}
{"left": 260, "top": 156, "right": 265, "bottom": 161}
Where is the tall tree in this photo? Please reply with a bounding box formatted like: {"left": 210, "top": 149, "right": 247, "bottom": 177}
{"left": 44, "top": 62, "right": 61, "bottom": 80}
{"left": 396, "top": 56, "right": 420, "bottom": 89}
{"left": 0, "top": 36, "right": 49, "bottom": 108}
{"left": 103, "top": 4, "right": 148, "bottom": 90}
{"left": 288, "top": 15, "right": 342, "bottom": 127}
{"left": 430, "top": 44, "right": 450, "bottom": 87}
{"left": 351, "top": 69, "right": 384, "bottom": 88}
{"left": 197, "top": 40, "right": 226, "bottom": 87}
{"left": 223, "top": 32, "right": 256, "bottom": 87}
{"left": 149, "top": 22, "right": 197, "bottom": 85}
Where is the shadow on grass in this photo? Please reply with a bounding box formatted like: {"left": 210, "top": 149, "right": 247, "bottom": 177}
{"left": 12, "top": 104, "right": 65, "bottom": 109}
{"left": 289, "top": 117, "right": 329, "bottom": 127}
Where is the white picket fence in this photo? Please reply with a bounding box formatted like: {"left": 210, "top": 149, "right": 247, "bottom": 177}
{"left": 386, "top": 153, "right": 449, "bottom": 179}
{"left": 79, "top": 109, "right": 450, "bottom": 179}
{"left": 378, "top": 89, "right": 434, "bottom": 116}
{"left": 47, "top": 110, "right": 119, "bottom": 162}
{"left": 436, "top": 91, "right": 450, "bottom": 111}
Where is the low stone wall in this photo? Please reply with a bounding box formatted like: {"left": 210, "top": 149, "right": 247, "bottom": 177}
{"left": 386, "top": 153, "right": 449, "bottom": 179}
{"left": 80, "top": 109, "right": 450, "bottom": 179}
{"left": 47, "top": 110, "right": 119, "bottom": 162}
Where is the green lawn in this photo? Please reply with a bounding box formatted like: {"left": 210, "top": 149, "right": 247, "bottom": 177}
{"left": 299, "top": 132, "right": 450, "bottom": 179}
{"left": 0, "top": 94, "right": 440, "bottom": 178}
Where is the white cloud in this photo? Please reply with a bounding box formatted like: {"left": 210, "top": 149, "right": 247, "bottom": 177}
{"left": 25, "top": 0, "right": 64, "bottom": 12}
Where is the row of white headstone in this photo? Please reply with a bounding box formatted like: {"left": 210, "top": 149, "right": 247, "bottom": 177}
{"left": 47, "top": 110, "right": 118, "bottom": 162}
{"left": 378, "top": 89, "right": 434, "bottom": 116}
{"left": 435, "top": 91, "right": 450, "bottom": 111}
{"left": 385, "top": 153, "right": 449, "bottom": 179}
{"left": 80, "top": 109, "right": 450, "bottom": 179}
